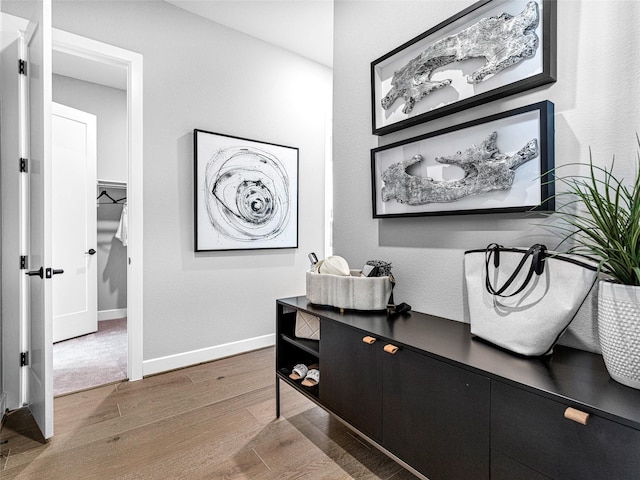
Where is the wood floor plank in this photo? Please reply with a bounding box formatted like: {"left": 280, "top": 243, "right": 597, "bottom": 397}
{"left": 282, "top": 411, "right": 408, "bottom": 480}
{"left": 28, "top": 386, "right": 275, "bottom": 468}
{"left": 42, "top": 363, "right": 275, "bottom": 458}
{"left": 248, "top": 382, "right": 315, "bottom": 426}
{"left": 1, "top": 347, "right": 419, "bottom": 480}
{"left": 53, "top": 384, "right": 121, "bottom": 436}
{"left": 186, "top": 348, "right": 274, "bottom": 384}
{"left": 4, "top": 397, "right": 265, "bottom": 479}
{"left": 115, "top": 354, "right": 273, "bottom": 421}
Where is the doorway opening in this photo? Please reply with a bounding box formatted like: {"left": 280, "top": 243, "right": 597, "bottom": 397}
{"left": 51, "top": 29, "right": 143, "bottom": 393}
{"left": 51, "top": 97, "right": 128, "bottom": 396}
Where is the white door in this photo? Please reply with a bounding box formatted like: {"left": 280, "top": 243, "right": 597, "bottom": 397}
{"left": 1, "top": 36, "right": 28, "bottom": 412}
{"left": 23, "top": 0, "right": 55, "bottom": 439}
{"left": 52, "top": 103, "right": 97, "bottom": 342}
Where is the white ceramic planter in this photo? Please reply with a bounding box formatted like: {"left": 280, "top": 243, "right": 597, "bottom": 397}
{"left": 598, "top": 281, "right": 640, "bottom": 389}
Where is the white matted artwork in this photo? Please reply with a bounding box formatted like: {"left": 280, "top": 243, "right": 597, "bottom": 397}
{"left": 194, "top": 129, "right": 298, "bottom": 251}
{"left": 371, "top": 101, "right": 555, "bottom": 218}
{"left": 371, "top": 0, "right": 556, "bottom": 135}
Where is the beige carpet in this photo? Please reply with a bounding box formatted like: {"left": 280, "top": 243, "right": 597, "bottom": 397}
{"left": 53, "top": 318, "right": 128, "bottom": 396}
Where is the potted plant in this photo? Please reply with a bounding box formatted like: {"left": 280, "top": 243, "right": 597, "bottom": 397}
{"left": 549, "top": 136, "right": 640, "bottom": 389}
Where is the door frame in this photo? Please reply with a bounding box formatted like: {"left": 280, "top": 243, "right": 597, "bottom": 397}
{"left": 52, "top": 29, "right": 143, "bottom": 381}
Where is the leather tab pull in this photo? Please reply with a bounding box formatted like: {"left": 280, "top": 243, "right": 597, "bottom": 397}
{"left": 362, "top": 336, "right": 377, "bottom": 344}
{"left": 384, "top": 344, "right": 399, "bottom": 354}
{"left": 564, "top": 407, "right": 589, "bottom": 425}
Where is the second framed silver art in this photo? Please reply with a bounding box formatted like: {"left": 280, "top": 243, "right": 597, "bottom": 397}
{"left": 371, "top": 0, "right": 556, "bottom": 135}
{"left": 371, "top": 101, "right": 555, "bottom": 218}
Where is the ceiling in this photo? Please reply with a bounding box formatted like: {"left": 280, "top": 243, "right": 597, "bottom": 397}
{"left": 53, "top": 50, "right": 127, "bottom": 90}
{"left": 52, "top": 0, "right": 333, "bottom": 91}
{"left": 164, "top": 0, "right": 334, "bottom": 68}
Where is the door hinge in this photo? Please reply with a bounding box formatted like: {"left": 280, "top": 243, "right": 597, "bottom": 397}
{"left": 20, "top": 255, "right": 28, "bottom": 270}
{"left": 18, "top": 59, "right": 27, "bottom": 75}
{"left": 19, "top": 158, "right": 28, "bottom": 173}
{"left": 20, "top": 351, "right": 29, "bottom": 367}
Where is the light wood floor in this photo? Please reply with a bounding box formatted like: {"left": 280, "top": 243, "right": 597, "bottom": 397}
{"left": 1, "top": 347, "right": 419, "bottom": 479}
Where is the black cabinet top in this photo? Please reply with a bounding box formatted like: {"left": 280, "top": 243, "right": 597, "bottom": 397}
{"left": 278, "top": 296, "right": 640, "bottom": 430}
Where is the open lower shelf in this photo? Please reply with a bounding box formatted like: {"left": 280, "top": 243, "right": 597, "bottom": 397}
{"left": 280, "top": 333, "right": 319, "bottom": 357}
{"left": 277, "top": 368, "right": 319, "bottom": 399}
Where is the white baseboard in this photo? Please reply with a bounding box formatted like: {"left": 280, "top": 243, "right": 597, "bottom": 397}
{"left": 142, "top": 333, "right": 276, "bottom": 377}
{"left": 98, "top": 308, "right": 127, "bottom": 321}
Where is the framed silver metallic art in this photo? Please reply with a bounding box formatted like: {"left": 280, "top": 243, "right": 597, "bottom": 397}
{"left": 371, "top": 101, "right": 554, "bottom": 218}
{"left": 371, "top": 0, "right": 556, "bottom": 135}
{"left": 194, "top": 129, "right": 298, "bottom": 251}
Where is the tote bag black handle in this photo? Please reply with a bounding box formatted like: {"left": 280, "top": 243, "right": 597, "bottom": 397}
{"left": 484, "top": 244, "right": 547, "bottom": 298}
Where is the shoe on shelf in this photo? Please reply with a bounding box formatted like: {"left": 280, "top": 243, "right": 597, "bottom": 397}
{"left": 289, "top": 363, "right": 318, "bottom": 381}
{"left": 301, "top": 368, "right": 319, "bottom": 387}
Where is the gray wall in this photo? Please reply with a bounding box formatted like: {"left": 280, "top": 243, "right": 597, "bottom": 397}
{"left": 333, "top": 0, "right": 640, "bottom": 321}
{"left": 53, "top": 74, "right": 127, "bottom": 312}
{"left": 42, "top": 0, "right": 331, "bottom": 361}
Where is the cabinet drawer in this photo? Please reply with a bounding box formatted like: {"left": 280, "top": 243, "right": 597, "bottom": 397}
{"left": 492, "top": 381, "right": 640, "bottom": 480}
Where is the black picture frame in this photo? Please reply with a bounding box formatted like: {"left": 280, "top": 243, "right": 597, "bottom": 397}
{"left": 371, "top": 0, "right": 557, "bottom": 135}
{"left": 371, "top": 101, "right": 554, "bottom": 218}
{"left": 194, "top": 129, "right": 299, "bottom": 252}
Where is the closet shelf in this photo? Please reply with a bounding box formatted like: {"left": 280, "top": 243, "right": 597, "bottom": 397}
{"left": 98, "top": 179, "right": 127, "bottom": 189}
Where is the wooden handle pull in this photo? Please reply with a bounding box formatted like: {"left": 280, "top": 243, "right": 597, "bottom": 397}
{"left": 564, "top": 407, "right": 589, "bottom": 425}
{"left": 362, "top": 336, "right": 377, "bottom": 344}
{"left": 384, "top": 344, "right": 399, "bottom": 354}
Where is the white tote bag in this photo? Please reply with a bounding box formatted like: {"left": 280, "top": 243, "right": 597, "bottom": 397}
{"left": 464, "top": 244, "right": 598, "bottom": 356}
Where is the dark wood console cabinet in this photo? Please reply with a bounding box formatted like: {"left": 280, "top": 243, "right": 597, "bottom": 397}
{"left": 275, "top": 296, "right": 640, "bottom": 480}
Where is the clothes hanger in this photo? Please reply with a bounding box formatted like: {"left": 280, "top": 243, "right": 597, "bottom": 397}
{"left": 97, "top": 190, "right": 127, "bottom": 204}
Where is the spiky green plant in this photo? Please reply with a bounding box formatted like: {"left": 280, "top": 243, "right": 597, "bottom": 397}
{"left": 548, "top": 136, "right": 640, "bottom": 286}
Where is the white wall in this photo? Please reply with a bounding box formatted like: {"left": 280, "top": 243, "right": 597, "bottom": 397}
{"left": 333, "top": 0, "right": 640, "bottom": 321}
{"left": 6, "top": 0, "right": 331, "bottom": 368}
